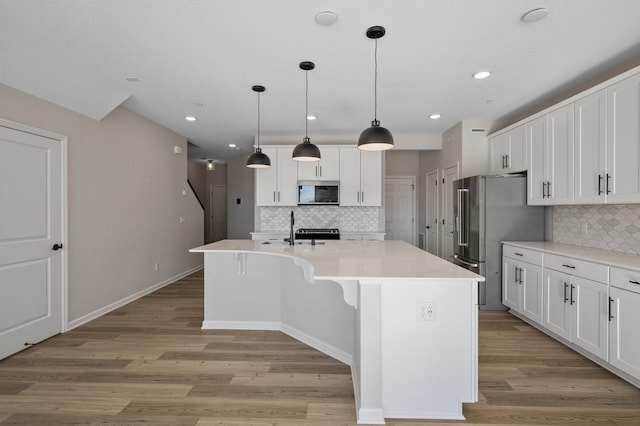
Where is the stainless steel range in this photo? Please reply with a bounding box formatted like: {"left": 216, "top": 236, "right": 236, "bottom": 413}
{"left": 294, "top": 228, "right": 340, "bottom": 240}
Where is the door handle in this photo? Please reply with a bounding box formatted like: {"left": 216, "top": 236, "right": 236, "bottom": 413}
{"left": 52, "top": 243, "right": 63, "bottom": 251}
{"left": 453, "top": 254, "right": 478, "bottom": 268}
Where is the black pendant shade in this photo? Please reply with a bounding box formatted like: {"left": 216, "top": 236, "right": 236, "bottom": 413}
{"left": 358, "top": 26, "right": 394, "bottom": 151}
{"left": 246, "top": 147, "right": 271, "bottom": 168}
{"left": 246, "top": 85, "right": 272, "bottom": 168}
{"left": 293, "top": 61, "right": 321, "bottom": 162}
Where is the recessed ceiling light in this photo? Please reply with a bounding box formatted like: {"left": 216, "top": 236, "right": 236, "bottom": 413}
{"left": 522, "top": 8, "right": 548, "bottom": 23}
{"left": 228, "top": 144, "right": 237, "bottom": 148}
{"left": 473, "top": 71, "right": 492, "bottom": 80}
{"left": 429, "top": 114, "right": 441, "bottom": 120}
{"left": 185, "top": 116, "right": 197, "bottom": 121}
{"left": 125, "top": 77, "right": 140, "bottom": 82}
{"left": 315, "top": 11, "right": 338, "bottom": 26}
{"left": 307, "top": 115, "right": 317, "bottom": 120}
{"left": 486, "top": 99, "right": 495, "bottom": 104}
{"left": 193, "top": 102, "right": 203, "bottom": 107}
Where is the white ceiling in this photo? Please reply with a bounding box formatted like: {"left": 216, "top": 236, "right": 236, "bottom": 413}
{"left": 2, "top": 0, "right": 640, "bottom": 162}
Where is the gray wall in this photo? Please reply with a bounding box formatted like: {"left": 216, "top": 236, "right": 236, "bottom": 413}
{"left": 227, "top": 154, "right": 255, "bottom": 239}
{"left": 0, "top": 83, "right": 204, "bottom": 324}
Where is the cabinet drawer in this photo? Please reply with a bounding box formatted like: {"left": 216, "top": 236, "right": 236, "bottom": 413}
{"left": 611, "top": 267, "right": 640, "bottom": 293}
{"left": 503, "top": 245, "right": 542, "bottom": 265}
{"left": 544, "top": 253, "right": 608, "bottom": 283}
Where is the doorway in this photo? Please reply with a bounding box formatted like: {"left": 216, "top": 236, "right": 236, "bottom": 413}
{"left": 0, "top": 119, "right": 66, "bottom": 359}
{"left": 385, "top": 176, "right": 416, "bottom": 245}
{"left": 209, "top": 185, "right": 227, "bottom": 243}
{"left": 425, "top": 169, "right": 440, "bottom": 256}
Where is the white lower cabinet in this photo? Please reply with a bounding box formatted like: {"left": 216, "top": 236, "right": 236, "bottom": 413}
{"left": 609, "top": 268, "right": 640, "bottom": 382}
{"left": 503, "top": 256, "right": 543, "bottom": 325}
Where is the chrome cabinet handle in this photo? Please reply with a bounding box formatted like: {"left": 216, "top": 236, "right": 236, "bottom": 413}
{"left": 563, "top": 282, "right": 568, "bottom": 303}
{"left": 547, "top": 181, "right": 551, "bottom": 198}
{"left": 542, "top": 182, "right": 546, "bottom": 198}
{"left": 606, "top": 173, "right": 611, "bottom": 194}
{"left": 505, "top": 154, "right": 509, "bottom": 168}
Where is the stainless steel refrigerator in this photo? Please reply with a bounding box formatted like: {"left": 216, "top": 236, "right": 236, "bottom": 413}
{"left": 452, "top": 175, "right": 545, "bottom": 310}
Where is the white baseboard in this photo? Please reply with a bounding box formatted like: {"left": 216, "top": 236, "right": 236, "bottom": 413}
{"left": 280, "top": 322, "right": 352, "bottom": 365}
{"left": 201, "top": 320, "right": 280, "bottom": 330}
{"left": 66, "top": 264, "right": 203, "bottom": 331}
{"left": 382, "top": 410, "right": 464, "bottom": 421}
{"left": 357, "top": 408, "right": 385, "bottom": 425}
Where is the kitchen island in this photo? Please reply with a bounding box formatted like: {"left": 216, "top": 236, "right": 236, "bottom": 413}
{"left": 190, "top": 240, "right": 484, "bottom": 424}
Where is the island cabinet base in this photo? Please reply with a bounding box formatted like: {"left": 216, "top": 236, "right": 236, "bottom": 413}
{"left": 193, "top": 242, "right": 481, "bottom": 424}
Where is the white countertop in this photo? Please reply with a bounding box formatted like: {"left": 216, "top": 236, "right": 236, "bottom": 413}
{"left": 191, "top": 239, "right": 484, "bottom": 281}
{"left": 503, "top": 241, "right": 640, "bottom": 272}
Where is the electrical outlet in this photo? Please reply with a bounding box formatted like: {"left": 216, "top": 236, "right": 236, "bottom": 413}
{"left": 416, "top": 302, "right": 436, "bottom": 321}
{"left": 154, "top": 262, "right": 159, "bottom": 272}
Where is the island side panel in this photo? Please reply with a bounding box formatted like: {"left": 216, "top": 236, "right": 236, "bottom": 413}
{"left": 202, "top": 252, "right": 282, "bottom": 329}
{"left": 380, "top": 279, "right": 478, "bottom": 420}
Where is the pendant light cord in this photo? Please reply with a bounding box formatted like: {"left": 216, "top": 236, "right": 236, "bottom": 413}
{"left": 374, "top": 38, "right": 378, "bottom": 122}
{"left": 305, "top": 70, "right": 309, "bottom": 140}
{"left": 256, "top": 91, "right": 261, "bottom": 148}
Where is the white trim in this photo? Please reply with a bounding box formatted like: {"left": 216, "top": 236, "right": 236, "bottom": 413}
{"left": 201, "top": 321, "right": 280, "bottom": 331}
{"left": 382, "top": 410, "right": 464, "bottom": 421}
{"left": 280, "top": 322, "right": 352, "bottom": 365}
{"left": 357, "top": 408, "right": 386, "bottom": 425}
{"left": 67, "top": 265, "right": 203, "bottom": 331}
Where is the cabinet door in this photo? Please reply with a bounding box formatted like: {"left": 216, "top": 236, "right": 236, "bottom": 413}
{"left": 502, "top": 258, "right": 519, "bottom": 311}
{"left": 489, "top": 134, "right": 507, "bottom": 174}
{"left": 606, "top": 73, "right": 640, "bottom": 204}
{"left": 318, "top": 147, "right": 340, "bottom": 180}
{"left": 571, "top": 276, "right": 608, "bottom": 361}
{"left": 526, "top": 116, "right": 547, "bottom": 205}
{"left": 360, "top": 150, "right": 382, "bottom": 206}
{"left": 276, "top": 147, "right": 298, "bottom": 206}
{"left": 255, "top": 147, "right": 278, "bottom": 206}
{"left": 574, "top": 90, "right": 607, "bottom": 204}
{"left": 297, "top": 161, "right": 319, "bottom": 181}
{"left": 547, "top": 104, "right": 574, "bottom": 204}
{"left": 520, "top": 261, "right": 543, "bottom": 325}
{"left": 339, "top": 147, "right": 361, "bottom": 206}
{"left": 609, "top": 287, "right": 640, "bottom": 381}
{"left": 506, "top": 125, "right": 527, "bottom": 172}
{"left": 543, "top": 268, "right": 571, "bottom": 340}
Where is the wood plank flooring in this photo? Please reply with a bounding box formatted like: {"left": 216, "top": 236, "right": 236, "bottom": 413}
{"left": 1, "top": 269, "right": 639, "bottom": 425}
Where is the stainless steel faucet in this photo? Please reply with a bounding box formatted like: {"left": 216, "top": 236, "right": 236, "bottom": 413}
{"left": 285, "top": 210, "right": 295, "bottom": 245}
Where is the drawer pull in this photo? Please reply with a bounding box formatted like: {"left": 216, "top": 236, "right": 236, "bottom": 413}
{"left": 562, "top": 264, "right": 576, "bottom": 269}
{"left": 563, "top": 282, "right": 569, "bottom": 303}
{"left": 514, "top": 252, "right": 524, "bottom": 257}
{"left": 630, "top": 280, "right": 640, "bottom": 285}
{"left": 609, "top": 297, "right": 614, "bottom": 321}
{"left": 570, "top": 284, "right": 575, "bottom": 305}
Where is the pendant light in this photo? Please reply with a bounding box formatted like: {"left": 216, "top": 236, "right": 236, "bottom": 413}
{"left": 207, "top": 159, "right": 215, "bottom": 171}
{"left": 246, "top": 85, "right": 271, "bottom": 168}
{"left": 292, "top": 61, "right": 321, "bottom": 162}
{"left": 358, "top": 26, "right": 394, "bottom": 151}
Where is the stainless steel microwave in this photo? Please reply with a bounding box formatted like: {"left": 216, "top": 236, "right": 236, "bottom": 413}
{"left": 297, "top": 181, "right": 340, "bottom": 205}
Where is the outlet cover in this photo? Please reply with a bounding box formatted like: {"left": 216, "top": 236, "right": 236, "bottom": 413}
{"left": 416, "top": 302, "right": 436, "bottom": 321}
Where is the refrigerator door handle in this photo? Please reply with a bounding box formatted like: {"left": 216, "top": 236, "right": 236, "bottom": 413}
{"left": 457, "top": 188, "right": 469, "bottom": 247}
{"left": 453, "top": 254, "right": 479, "bottom": 268}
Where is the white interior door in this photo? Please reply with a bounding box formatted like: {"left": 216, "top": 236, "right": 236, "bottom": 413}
{"left": 425, "top": 169, "right": 440, "bottom": 255}
{"left": 384, "top": 177, "right": 415, "bottom": 245}
{"left": 209, "top": 185, "right": 227, "bottom": 243}
{"left": 0, "top": 122, "right": 65, "bottom": 360}
{"left": 441, "top": 163, "right": 459, "bottom": 262}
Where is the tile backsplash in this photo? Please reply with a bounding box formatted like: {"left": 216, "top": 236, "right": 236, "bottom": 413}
{"left": 553, "top": 205, "right": 640, "bottom": 255}
{"left": 259, "top": 206, "right": 379, "bottom": 232}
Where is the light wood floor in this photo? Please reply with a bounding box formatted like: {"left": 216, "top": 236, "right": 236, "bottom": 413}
{"left": 1, "top": 269, "right": 639, "bottom": 425}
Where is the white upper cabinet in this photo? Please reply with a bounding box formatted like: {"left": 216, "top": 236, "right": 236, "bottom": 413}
{"left": 606, "top": 72, "right": 640, "bottom": 204}
{"left": 527, "top": 104, "right": 574, "bottom": 205}
{"left": 297, "top": 147, "right": 340, "bottom": 181}
{"left": 575, "top": 73, "right": 640, "bottom": 205}
{"left": 339, "top": 148, "right": 382, "bottom": 207}
{"left": 574, "top": 90, "right": 609, "bottom": 204}
{"left": 255, "top": 147, "right": 298, "bottom": 206}
{"left": 490, "top": 125, "right": 527, "bottom": 174}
